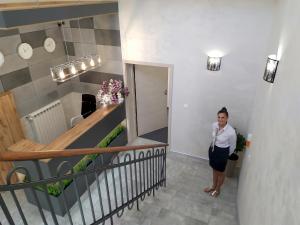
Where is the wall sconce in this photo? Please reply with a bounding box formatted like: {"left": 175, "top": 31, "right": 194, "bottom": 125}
{"left": 207, "top": 56, "right": 222, "bottom": 71}
{"left": 263, "top": 55, "right": 279, "bottom": 83}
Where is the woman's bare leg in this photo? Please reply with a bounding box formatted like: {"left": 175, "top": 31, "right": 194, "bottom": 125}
{"left": 204, "top": 169, "right": 218, "bottom": 192}
{"left": 215, "top": 171, "right": 225, "bottom": 192}
{"left": 212, "top": 170, "right": 218, "bottom": 190}
{"left": 210, "top": 171, "right": 225, "bottom": 197}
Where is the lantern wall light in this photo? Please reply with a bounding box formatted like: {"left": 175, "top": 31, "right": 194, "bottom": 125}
{"left": 207, "top": 50, "right": 223, "bottom": 71}
{"left": 207, "top": 56, "right": 222, "bottom": 71}
{"left": 263, "top": 55, "right": 279, "bottom": 83}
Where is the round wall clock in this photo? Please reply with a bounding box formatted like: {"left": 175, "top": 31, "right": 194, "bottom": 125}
{"left": 17, "top": 43, "right": 33, "bottom": 60}
{"left": 44, "top": 37, "right": 56, "bottom": 53}
{"left": 0, "top": 51, "right": 4, "bottom": 67}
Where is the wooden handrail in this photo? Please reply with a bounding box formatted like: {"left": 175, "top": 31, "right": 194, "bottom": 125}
{"left": 0, "top": 144, "right": 168, "bottom": 161}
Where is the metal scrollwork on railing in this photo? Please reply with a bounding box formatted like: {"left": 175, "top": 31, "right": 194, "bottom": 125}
{"left": 0, "top": 145, "right": 167, "bottom": 225}
{"left": 138, "top": 151, "right": 146, "bottom": 201}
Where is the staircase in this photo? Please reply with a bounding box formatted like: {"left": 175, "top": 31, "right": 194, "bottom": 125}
{"left": 0, "top": 144, "right": 167, "bottom": 225}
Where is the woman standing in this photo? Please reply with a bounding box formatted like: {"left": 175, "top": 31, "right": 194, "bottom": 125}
{"left": 204, "top": 107, "right": 236, "bottom": 197}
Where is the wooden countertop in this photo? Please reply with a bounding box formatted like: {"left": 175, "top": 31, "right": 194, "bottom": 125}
{"left": 8, "top": 139, "right": 45, "bottom": 152}
{"left": 0, "top": 1, "right": 116, "bottom": 11}
{"left": 8, "top": 105, "right": 118, "bottom": 161}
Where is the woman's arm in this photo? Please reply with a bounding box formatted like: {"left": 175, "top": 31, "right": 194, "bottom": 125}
{"left": 229, "top": 131, "right": 237, "bottom": 155}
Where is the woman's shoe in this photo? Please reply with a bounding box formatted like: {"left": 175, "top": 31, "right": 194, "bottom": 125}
{"left": 210, "top": 190, "right": 220, "bottom": 197}
{"left": 203, "top": 187, "right": 215, "bottom": 193}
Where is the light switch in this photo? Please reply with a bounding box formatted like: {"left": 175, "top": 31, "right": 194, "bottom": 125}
{"left": 183, "top": 104, "right": 188, "bottom": 108}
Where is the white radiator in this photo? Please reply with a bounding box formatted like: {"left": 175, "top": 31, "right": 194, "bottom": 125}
{"left": 26, "top": 100, "right": 67, "bottom": 144}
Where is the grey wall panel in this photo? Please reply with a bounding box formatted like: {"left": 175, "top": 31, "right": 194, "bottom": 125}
{"left": 66, "top": 103, "right": 126, "bottom": 149}
{"left": 0, "top": 67, "right": 31, "bottom": 91}
{"left": 20, "top": 30, "right": 47, "bottom": 48}
{"left": 46, "top": 103, "right": 126, "bottom": 177}
{"left": 0, "top": 3, "right": 118, "bottom": 28}
{"left": 70, "top": 17, "right": 94, "bottom": 29}
{"left": 94, "top": 29, "right": 121, "bottom": 46}
{"left": 64, "top": 41, "right": 75, "bottom": 56}
{"left": 79, "top": 71, "right": 123, "bottom": 84}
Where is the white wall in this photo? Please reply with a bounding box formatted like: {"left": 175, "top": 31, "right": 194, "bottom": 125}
{"left": 237, "top": 0, "right": 300, "bottom": 224}
{"left": 60, "top": 92, "right": 82, "bottom": 128}
{"left": 119, "top": 0, "right": 276, "bottom": 158}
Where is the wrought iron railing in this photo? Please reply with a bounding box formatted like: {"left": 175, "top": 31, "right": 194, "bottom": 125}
{"left": 0, "top": 144, "right": 167, "bottom": 225}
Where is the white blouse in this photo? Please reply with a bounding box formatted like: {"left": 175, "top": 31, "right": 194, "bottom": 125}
{"left": 212, "top": 122, "right": 237, "bottom": 155}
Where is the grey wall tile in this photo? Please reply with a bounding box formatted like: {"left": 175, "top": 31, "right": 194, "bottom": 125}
{"left": 20, "top": 30, "right": 47, "bottom": 48}
{"left": 61, "top": 20, "right": 70, "bottom": 28}
{"left": 61, "top": 27, "right": 72, "bottom": 42}
{"left": 70, "top": 17, "right": 94, "bottom": 29}
{"left": 28, "top": 42, "right": 66, "bottom": 65}
{"left": 29, "top": 56, "right": 67, "bottom": 80}
{"left": 81, "top": 82, "right": 100, "bottom": 96}
{"left": 0, "top": 28, "right": 19, "bottom": 37}
{"left": 94, "top": 29, "right": 121, "bottom": 46}
{"left": 69, "top": 19, "right": 79, "bottom": 28}
{"left": 69, "top": 28, "right": 96, "bottom": 44}
{"left": 16, "top": 90, "right": 60, "bottom": 117}
{"left": 57, "top": 80, "right": 73, "bottom": 97}
{"left": 46, "top": 27, "right": 63, "bottom": 42}
{"left": 64, "top": 42, "right": 75, "bottom": 56}
{"left": 33, "top": 76, "right": 57, "bottom": 95}
{"left": 1, "top": 67, "right": 32, "bottom": 91}
{"left": 71, "top": 81, "right": 100, "bottom": 96}
{"left": 50, "top": 56, "right": 68, "bottom": 67}
{"left": 79, "top": 71, "right": 123, "bottom": 84}
{"left": 96, "top": 45, "right": 122, "bottom": 60}
{"left": 29, "top": 61, "right": 52, "bottom": 80}
{"left": 0, "top": 34, "right": 21, "bottom": 55}
{"left": 16, "top": 97, "right": 38, "bottom": 117}
{"left": 0, "top": 23, "right": 72, "bottom": 117}
{"left": 70, "top": 80, "right": 82, "bottom": 92}
{"left": 0, "top": 54, "right": 28, "bottom": 76}
{"left": 44, "top": 22, "right": 59, "bottom": 30}
{"left": 11, "top": 82, "right": 36, "bottom": 107}
{"left": 73, "top": 43, "right": 97, "bottom": 57}
{"left": 93, "top": 60, "right": 123, "bottom": 75}
{"left": 27, "top": 47, "right": 48, "bottom": 65}
{"left": 94, "top": 14, "right": 120, "bottom": 30}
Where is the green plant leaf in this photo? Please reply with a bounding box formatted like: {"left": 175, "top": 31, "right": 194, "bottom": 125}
{"left": 32, "top": 123, "right": 125, "bottom": 196}
{"left": 235, "top": 133, "right": 246, "bottom": 152}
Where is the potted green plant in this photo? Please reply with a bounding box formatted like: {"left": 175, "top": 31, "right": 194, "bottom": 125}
{"left": 226, "top": 133, "right": 246, "bottom": 177}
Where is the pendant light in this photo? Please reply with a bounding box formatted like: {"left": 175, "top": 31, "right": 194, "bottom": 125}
{"left": 50, "top": 17, "right": 102, "bottom": 82}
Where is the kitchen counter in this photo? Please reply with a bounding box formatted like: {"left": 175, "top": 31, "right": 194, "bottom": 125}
{"left": 9, "top": 103, "right": 126, "bottom": 179}
{"left": 8, "top": 104, "right": 117, "bottom": 159}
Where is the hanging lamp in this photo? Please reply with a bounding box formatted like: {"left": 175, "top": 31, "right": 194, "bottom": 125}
{"left": 50, "top": 14, "right": 101, "bottom": 82}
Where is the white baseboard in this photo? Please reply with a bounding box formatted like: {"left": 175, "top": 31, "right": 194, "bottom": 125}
{"left": 169, "top": 149, "right": 209, "bottom": 161}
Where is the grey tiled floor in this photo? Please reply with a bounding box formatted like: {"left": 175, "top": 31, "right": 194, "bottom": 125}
{"left": 0, "top": 138, "right": 239, "bottom": 225}
{"left": 114, "top": 138, "right": 239, "bottom": 225}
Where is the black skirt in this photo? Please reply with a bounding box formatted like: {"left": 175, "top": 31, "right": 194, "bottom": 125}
{"left": 208, "top": 145, "right": 230, "bottom": 172}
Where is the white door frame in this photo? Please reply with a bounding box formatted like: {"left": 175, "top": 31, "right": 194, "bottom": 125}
{"left": 123, "top": 60, "right": 173, "bottom": 148}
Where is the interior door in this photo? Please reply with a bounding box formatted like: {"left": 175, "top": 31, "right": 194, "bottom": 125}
{"left": 135, "top": 65, "right": 168, "bottom": 136}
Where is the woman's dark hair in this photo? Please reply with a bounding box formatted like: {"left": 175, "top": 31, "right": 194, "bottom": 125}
{"left": 218, "top": 107, "right": 229, "bottom": 117}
